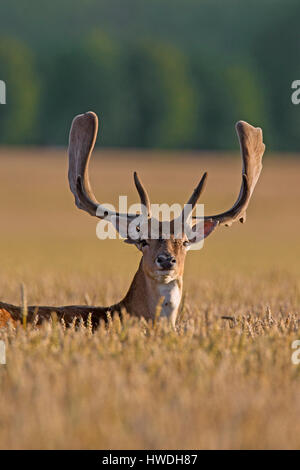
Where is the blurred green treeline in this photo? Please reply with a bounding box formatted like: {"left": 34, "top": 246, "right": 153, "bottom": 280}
{"left": 0, "top": 0, "right": 300, "bottom": 150}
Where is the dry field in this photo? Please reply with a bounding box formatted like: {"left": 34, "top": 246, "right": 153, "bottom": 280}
{"left": 0, "top": 148, "right": 299, "bottom": 449}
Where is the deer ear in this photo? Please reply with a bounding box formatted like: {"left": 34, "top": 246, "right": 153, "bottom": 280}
{"left": 124, "top": 238, "right": 136, "bottom": 245}
{"left": 124, "top": 238, "right": 143, "bottom": 251}
{"left": 188, "top": 219, "right": 219, "bottom": 244}
{"left": 203, "top": 219, "right": 219, "bottom": 238}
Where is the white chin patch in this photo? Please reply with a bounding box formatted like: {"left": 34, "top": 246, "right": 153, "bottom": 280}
{"left": 153, "top": 270, "right": 176, "bottom": 283}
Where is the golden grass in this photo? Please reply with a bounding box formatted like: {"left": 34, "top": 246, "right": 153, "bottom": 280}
{"left": 0, "top": 148, "right": 299, "bottom": 449}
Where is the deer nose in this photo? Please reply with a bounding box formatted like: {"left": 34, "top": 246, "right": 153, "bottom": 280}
{"left": 156, "top": 254, "right": 176, "bottom": 270}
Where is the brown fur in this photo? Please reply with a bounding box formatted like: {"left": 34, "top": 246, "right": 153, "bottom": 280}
{"left": 0, "top": 236, "right": 187, "bottom": 328}
{"left": 0, "top": 308, "right": 17, "bottom": 328}
{"left": 0, "top": 301, "right": 121, "bottom": 329}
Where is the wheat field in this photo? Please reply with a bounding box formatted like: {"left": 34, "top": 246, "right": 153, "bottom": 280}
{"left": 0, "top": 148, "right": 299, "bottom": 449}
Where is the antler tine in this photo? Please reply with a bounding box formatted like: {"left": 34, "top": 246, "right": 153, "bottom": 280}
{"left": 193, "top": 120, "right": 265, "bottom": 227}
{"left": 186, "top": 172, "right": 208, "bottom": 208}
{"left": 181, "top": 172, "right": 208, "bottom": 222}
{"left": 133, "top": 171, "right": 151, "bottom": 217}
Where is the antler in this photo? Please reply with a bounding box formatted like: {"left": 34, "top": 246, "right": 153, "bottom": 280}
{"left": 134, "top": 171, "right": 151, "bottom": 217}
{"left": 68, "top": 111, "right": 151, "bottom": 222}
{"left": 68, "top": 113, "right": 264, "bottom": 238}
{"left": 192, "top": 120, "right": 265, "bottom": 227}
{"left": 180, "top": 172, "right": 208, "bottom": 223}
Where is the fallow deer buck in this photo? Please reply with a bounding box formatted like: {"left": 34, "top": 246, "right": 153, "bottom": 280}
{"left": 0, "top": 112, "right": 265, "bottom": 329}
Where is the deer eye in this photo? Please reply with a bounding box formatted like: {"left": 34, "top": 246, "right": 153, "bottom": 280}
{"left": 140, "top": 240, "right": 149, "bottom": 247}
{"left": 183, "top": 241, "right": 190, "bottom": 248}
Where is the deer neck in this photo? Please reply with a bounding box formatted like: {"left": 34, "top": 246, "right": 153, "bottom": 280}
{"left": 122, "top": 259, "right": 183, "bottom": 326}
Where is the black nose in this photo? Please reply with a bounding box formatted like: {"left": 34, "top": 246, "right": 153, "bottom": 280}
{"left": 156, "top": 255, "right": 176, "bottom": 270}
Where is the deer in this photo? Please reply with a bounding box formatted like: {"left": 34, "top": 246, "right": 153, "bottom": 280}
{"left": 0, "top": 111, "right": 265, "bottom": 329}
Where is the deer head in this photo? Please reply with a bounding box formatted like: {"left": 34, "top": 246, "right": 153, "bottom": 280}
{"left": 68, "top": 112, "right": 265, "bottom": 287}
